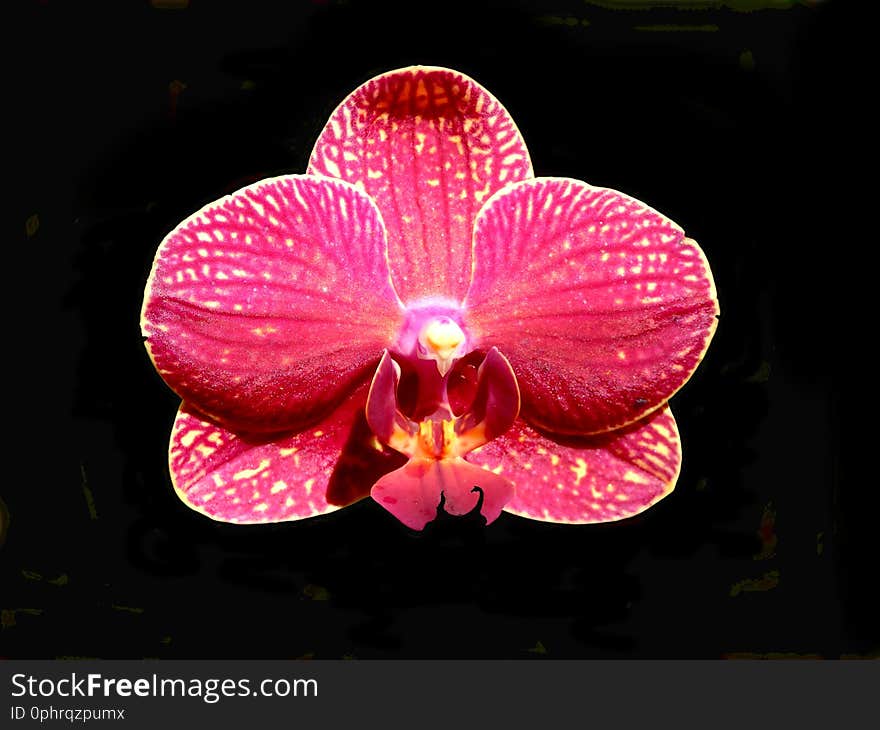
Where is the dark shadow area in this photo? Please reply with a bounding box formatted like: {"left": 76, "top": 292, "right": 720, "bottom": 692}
{"left": 6, "top": 0, "right": 863, "bottom": 659}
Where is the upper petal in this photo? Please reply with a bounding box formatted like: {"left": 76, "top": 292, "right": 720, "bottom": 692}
{"left": 466, "top": 406, "right": 681, "bottom": 524}
{"left": 465, "top": 177, "right": 718, "bottom": 435}
{"left": 308, "top": 66, "right": 534, "bottom": 304}
{"left": 142, "top": 174, "right": 403, "bottom": 433}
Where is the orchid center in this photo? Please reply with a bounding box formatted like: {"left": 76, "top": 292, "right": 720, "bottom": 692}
{"left": 419, "top": 318, "right": 466, "bottom": 375}
{"left": 394, "top": 299, "right": 473, "bottom": 377}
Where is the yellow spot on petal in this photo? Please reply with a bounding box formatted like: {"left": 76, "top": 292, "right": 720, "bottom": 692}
{"left": 569, "top": 458, "right": 587, "bottom": 485}
{"left": 270, "top": 481, "right": 287, "bottom": 494}
{"left": 623, "top": 470, "right": 649, "bottom": 485}
{"left": 313, "top": 430, "right": 324, "bottom": 437}
{"left": 653, "top": 442, "right": 671, "bottom": 458}
{"left": 254, "top": 503, "right": 269, "bottom": 513}
{"left": 653, "top": 423, "right": 672, "bottom": 439}
{"left": 175, "top": 430, "right": 203, "bottom": 451}
{"left": 304, "top": 478, "right": 315, "bottom": 494}
{"left": 233, "top": 459, "right": 271, "bottom": 480}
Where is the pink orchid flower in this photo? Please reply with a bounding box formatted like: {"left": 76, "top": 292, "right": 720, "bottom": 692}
{"left": 141, "top": 66, "right": 718, "bottom": 531}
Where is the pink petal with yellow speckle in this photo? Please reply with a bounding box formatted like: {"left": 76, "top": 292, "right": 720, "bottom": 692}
{"left": 308, "top": 66, "right": 533, "bottom": 303}
{"left": 466, "top": 177, "right": 718, "bottom": 435}
{"left": 466, "top": 406, "right": 681, "bottom": 524}
{"left": 170, "top": 384, "right": 405, "bottom": 524}
{"left": 142, "top": 175, "right": 403, "bottom": 433}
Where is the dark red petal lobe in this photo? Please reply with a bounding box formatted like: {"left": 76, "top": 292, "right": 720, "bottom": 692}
{"left": 454, "top": 347, "right": 521, "bottom": 454}
{"left": 308, "top": 66, "right": 533, "bottom": 304}
{"left": 466, "top": 406, "right": 681, "bottom": 524}
{"left": 371, "top": 458, "right": 514, "bottom": 531}
{"left": 466, "top": 178, "right": 718, "bottom": 435}
{"left": 170, "top": 384, "right": 403, "bottom": 523}
{"left": 142, "top": 175, "right": 403, "bottom": 433}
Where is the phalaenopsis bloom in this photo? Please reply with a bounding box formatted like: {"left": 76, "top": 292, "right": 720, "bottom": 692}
{"left": 141, "top": 66, "right": 718, "bottom": 530}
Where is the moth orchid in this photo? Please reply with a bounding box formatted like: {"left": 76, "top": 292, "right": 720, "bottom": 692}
{"left": 141, "top": 66, "right": 718, "bottom": 531}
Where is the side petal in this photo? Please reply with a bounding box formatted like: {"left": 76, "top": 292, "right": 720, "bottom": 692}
{"left": 466, "top": 407, "right": 681, "bottom": 524}
{"left": 308, "top": 66, "right": 534, "bottom": 304}
{"left": 170, "top": 384, "right": 405, "bottom": 524}
{"left": 466, "top": 177, "right": 718, "bottom": 435}
{"left": 365, "top": 350, "right": 419, "bottom": 457}
{"left": 454, "top": 347, "right": 520, "bottom": 454}
{"left": 371, "top": 458, "right": 514, "bottom": 531}
{"left": 142, "top": 174, "right": 403, "bottom": 433}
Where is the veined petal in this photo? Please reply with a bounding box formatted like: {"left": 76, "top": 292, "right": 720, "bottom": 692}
{"left": 371, "top": 458, "right": 514, "bottom": 531}
{"left": 466, "top": 178, "right": 718, "bottom": 435}
{"left": 466, "top": 407, "right": 681, "bottom": 524}
{"left": 170, "top": 384, "right": 405, "bottom": 524}
{"left": 308, "top": 66, "right": 533, "bottom": 303}
{"left": 142, "top": 175, "right": 403, "bottom": 433}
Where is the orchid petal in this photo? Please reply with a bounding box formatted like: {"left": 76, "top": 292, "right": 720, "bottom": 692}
{"left": 466, "top": 406, "right": 681, "bottom": 524}
{"left": 365, "top": 350, "right": 419, "bottom": 457}
{"left": 454, "top": 347, "right": 520, "bottom": 454}
{"left": 142, "top": 175, "right": 403, "bottom": 433}
{"left": 170, "top": 384, "right": 404, "bottom": 523}
{"left": 466, "top": 177, "right": 718, "bottom": 435}
{"left": 308, "top": 66, "right": 533, "bottom": 303}
{"left": 371, "top": 457, "right": 514, "bottom": 531}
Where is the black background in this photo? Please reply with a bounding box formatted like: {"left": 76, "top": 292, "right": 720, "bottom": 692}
{"left": 7, "top": 0, "right": 870, "bottom": 659}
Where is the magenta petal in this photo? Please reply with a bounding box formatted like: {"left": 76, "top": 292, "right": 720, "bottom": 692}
{"left": 371, "top": 458, "right": 514, "bottom": 530}
{"left": 170, "top": 385, "right": 378, "bottom": 523}
{"left": 142, "top": 175, "right": 403, "bottom": 432}
{"left": 365, "top": 350, "right": 418, "bottom": 456}
{"left": 308, "top": 66, "right": 534, "bottom": 303}
{"left": 466, "top": 407, "right": 681, "bottom": 524}
{"left": 466, "top": 178, "right": 719, "bottom": 435}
